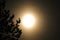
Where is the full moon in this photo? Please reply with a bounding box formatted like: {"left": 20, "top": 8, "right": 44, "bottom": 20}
{"left": 22, "top": 14, "right": 35, "bottom": 28}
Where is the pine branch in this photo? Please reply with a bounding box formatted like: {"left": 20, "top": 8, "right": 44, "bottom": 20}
{"left": 0, "top": 0, "right": 22, "bottom": 40}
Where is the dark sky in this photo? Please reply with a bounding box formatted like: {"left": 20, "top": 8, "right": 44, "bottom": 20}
{"left": 5, "top": 0, "right": 59, "bottom": 40}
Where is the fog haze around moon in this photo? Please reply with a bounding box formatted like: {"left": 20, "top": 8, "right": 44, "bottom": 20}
{"left": 6, "top": 0, "right": 57, "bottom": 40}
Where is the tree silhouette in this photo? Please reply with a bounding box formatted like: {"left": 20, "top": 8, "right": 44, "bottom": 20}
{"left": 0, "top": 0, "right": 22, "bottom": 40}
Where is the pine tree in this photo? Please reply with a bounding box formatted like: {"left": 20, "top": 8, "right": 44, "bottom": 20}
{"left": 0, "top": 0, "right": 22, "bottom": 40}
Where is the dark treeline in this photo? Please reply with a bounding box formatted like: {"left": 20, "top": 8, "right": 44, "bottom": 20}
{"left": 0, "top": 0, "right": 22, "bottom": 40}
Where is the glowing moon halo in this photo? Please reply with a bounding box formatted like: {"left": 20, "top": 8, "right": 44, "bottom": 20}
{"left": 22, "top": 14, "right": 35, "bottom": 28}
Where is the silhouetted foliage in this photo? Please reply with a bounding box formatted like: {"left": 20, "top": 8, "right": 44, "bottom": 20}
{"left": 0, "top": 0, "right": 22, "bottom": 40}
